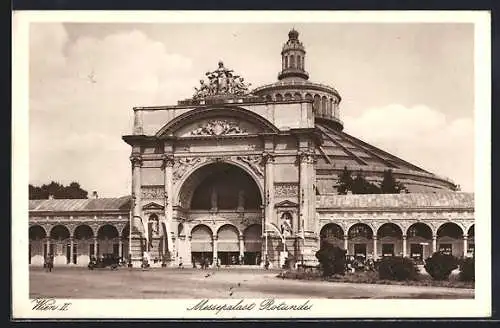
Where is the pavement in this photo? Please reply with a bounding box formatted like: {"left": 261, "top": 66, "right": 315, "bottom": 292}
{"left": 29, "top": 266, "right": 474, "bottom": 299}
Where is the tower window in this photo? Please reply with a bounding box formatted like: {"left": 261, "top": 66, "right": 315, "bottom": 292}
{"left": 290, "top": 55, "right": 295, "bottom": 68}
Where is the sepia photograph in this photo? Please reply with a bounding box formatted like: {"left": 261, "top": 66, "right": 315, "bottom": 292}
{"left": 12, "top": 10, "right": 491, "bottom": 319}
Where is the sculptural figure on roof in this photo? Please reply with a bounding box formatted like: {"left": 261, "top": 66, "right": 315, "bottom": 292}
{"left": 193, "top": 61, "right": 251, "bottom": 99}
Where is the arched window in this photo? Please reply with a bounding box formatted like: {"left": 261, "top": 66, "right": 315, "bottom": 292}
{"left": 290, "top": 55, "right": 295, "bottom": 68}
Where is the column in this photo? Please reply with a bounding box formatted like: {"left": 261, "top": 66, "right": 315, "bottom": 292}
{"left": 299, "top": 151, "right": 316, "bottom": 233}
{"left": 163, "top": 155, "right": 174, "bottom": 254}
{"left": 343, "top": 235, "right": 348, "bottom": 253}
{"left": 239, "top": 235, "right": 244, "bottom": 261}
{"left": 402, "top": 235, "right": 407, "bottom": 257}
{"left": 432, "top": 234, "right": 437, "bottom": 253}
{"left": 130, "top": 154, "right": 143, "bottom": 260}
{"left": 463, "top": 235, "right": 468, "bottom": 257}
{"left": 69, "top": 237, "right": 74, "bottom": 264}
{"left": 46, "top": 238, "right": 51, "bottom": 256}
{"left": 263, "top": 153, "right": 275, "bottom": 253}
{"left": 93, "top": 237, "right": 98, "bottom": 256}
{"left": 119, "top": 238, "right": 123, "bottom": 259}
{"left": 372, "top": 236, "right": 378, "bottom": 260}
{"left": 212, "top": 235, "right": 218, "bottom": 265}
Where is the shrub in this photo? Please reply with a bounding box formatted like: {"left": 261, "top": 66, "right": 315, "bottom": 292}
{"left": 424, "top": 252, "right": 459, "bottom": 280}
{"left": 377, "top": 256, "right": 419, "bottom": 281}
{"left": 315, "top": 242, "right": 346, "bottom": 277}
{"left": 459, "top": 256, "right": 475, "bottom": 282}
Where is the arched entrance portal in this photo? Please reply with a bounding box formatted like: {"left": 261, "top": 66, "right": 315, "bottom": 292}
{"left": 178, "top": 162, "right": 263, "bottom": 267}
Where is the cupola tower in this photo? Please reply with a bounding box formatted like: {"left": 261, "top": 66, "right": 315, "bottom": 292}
{"left": 278, "top": 29, "right": 309, "bottom": 80}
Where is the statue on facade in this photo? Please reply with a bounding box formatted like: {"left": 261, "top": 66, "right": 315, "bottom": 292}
{"left": 193, "top": 61, "right": 251, "bottom": 99}
{"left": 211, "top": 187, "right": 218, "bottom": 210}
{"left": 237, "top": 190, "right": 245, "bottom": 210}
{"left": 280, "top": 212, "right": 293, "bottom": 237}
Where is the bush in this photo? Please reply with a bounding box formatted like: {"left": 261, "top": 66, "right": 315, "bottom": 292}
{"left": 459, "top": 256, "right": 475, "bottom": 282}
{"left": 377, "top": 256, "right": 419, "bottom": 281}
{"left": 424, "top": 252, "right": 459, "bottom": 280}
{"left": 315, "top": 242, "right": 346, "bottom": 277}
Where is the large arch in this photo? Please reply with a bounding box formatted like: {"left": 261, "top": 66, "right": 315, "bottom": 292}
{"left": 29, "top": 225, "right": 46, "bottom": 266}
{"left": 467, "top": 224, "right": 475, "bottom": 256}
{"left": 436, "top": 222, "right": 464, "bottom": 257}
{"left": 320, "top": 223, "right": 344, "bottom": 249}
{"left": 377, "top": 223, "right": 403, "bottom": 258}
{"left": 176, "top": 161, "right": 264, "bottom": 210}
{"left": 217, "top": 224, "right": 240, "bottom": 265}
{"left": 406, "top": 222, "right": 433, "bottom": 261}
{"left": 155, "top": 106, "right": 280, "bottom": 138}
{"left": 243, "top": 224, "right": 262, "bottom": 265}
{"left": 347, "top": 223, "right": 373, "bottom": 258}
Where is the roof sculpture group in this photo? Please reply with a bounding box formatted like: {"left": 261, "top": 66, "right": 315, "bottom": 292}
{"left": 193, "top": 61, "right": 252, "bottom": 99}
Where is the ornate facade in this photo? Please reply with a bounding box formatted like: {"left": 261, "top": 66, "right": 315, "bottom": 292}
{"left": 29, "top": 29, "right": 474, "bottom": 267}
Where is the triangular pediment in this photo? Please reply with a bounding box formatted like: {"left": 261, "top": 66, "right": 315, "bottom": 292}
{"left": 275, "top": 200, "right": 299, "bottom": 208}
{"left": 142, "top": 202, "right": 164, "bottom": 210}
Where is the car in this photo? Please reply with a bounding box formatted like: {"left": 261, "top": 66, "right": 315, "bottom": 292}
{"left": 88, "top": 253, "right": 121, "bottom": 270}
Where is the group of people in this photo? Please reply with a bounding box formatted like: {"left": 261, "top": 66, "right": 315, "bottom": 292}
{"left": 345, "top": 256, "right": 377, "bottom": 273}
{"left": 43, "top": 254, "right": 54, "bottom": 272}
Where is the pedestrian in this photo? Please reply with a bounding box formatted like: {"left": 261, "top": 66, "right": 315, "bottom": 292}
{"left": 178, "top": 257, "right": 184, "bottom": 269}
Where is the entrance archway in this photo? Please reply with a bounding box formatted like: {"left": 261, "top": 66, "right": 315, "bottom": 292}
{"left": 97, "top": 224, "right": 119, "bottom": 258}
{"left": 243, "top": 224, "right": 262, "bottom": 265}
{"left": 190, "top": 224, "right": 213, "bottom": 267}
{"left": 74, "top": 224, "right": 94, "bottom": 265}
{"left": 49, "top": 225, "right": 70, "bottom": 265}
{"left": 217, "top": 224, "right": 240, "bottom": 265}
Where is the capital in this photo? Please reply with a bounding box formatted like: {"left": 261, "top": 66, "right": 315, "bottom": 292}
{"left": 298, "top": 151, "right": 315, "bottom": 164}
{"left": 262, "top": 152, "right": 275, "bottom": 164}
{"left": 130, "top": 154, "right": 143, "bottom": 167}
{"left": 162, "top": 154, "right": 175, "bottom": 168}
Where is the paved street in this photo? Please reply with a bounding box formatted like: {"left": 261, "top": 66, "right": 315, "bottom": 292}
{"left": 30, "top": 267, "right": 474, "bottom": 299}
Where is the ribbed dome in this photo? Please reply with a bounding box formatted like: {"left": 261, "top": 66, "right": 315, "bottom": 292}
{"left": 314, "top": 122, "right": 457, "bottom": 193}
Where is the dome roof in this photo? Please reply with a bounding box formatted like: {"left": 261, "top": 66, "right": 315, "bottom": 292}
{"left": 288, "top": 28, "right": 299, "bottom": 40}
{"left": 314, "top": 121, "right": 457, "bottom": 192}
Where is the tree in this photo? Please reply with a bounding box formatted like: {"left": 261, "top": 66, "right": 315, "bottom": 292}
{"left": 424, "top": 252, "right": 459, "bottom": 280}
{"left": 337, "top": 166, "right": 353, "bottom": 195}
{"left": 29, "top": 181, "right": 89, "bottom": 199}
{"left": 351, "top": 170, "right": 381, "bottom": 194}
{"left": 315, "top": 242, "right": 346, "bottom": 277}
{"left": 380, "top": 169, "right": 407, "bottom": 194}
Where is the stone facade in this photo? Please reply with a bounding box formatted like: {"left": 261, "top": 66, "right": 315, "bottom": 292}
{"left": 28, "top": 29, "right": 474, "bottom": 268}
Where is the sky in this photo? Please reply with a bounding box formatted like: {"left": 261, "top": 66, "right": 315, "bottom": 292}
{"left": 28, "top": 22, "right": 475, "bottom": 197}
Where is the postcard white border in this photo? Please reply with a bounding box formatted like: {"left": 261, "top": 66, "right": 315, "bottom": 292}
{"left": 12, "top": 10, "right": 491, "bottom": 319}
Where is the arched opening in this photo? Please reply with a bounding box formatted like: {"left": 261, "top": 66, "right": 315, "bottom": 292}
{"left": 49, "top": 225, "right": 71, "bottom": 265}
{"left": 290, "top": 55, "right": 295, "bottom": 68}
{"left": 467, "top": 224, "right": 474, "bottom": 256}
{"left": 29, "top": 225, "right": 46, "bottom": 265}
{"left": 243, "top": 224, "right": 262, "bottom": 265}
{"left": 122, "top": 223, "right": 130, "bottom": 261}
{"left": 407, "top": 222, "right": 433, "bottom": 261}
{"left": 217, "top": 224, "right": 240, "bottom": 265}
{"left": 313, "top": 94, "right": 321, "bottom": 115}
{"left": 377, "top": 223, "right": 403, "bottom": 257}
{"left": 275, "top": 94, "right": 283, "bottom": 102}
{"left": 320, "top": 223, "right": 344, "bottom": 249}
{"left": 328, "top": 98, "right": 333, "bottom": 117}
{"left": 284, "top": 93, "right": 292, "bottom": 101}
{"left": 97, "top": 224, "right": 119, "bottom": 259}
{"left": 321, "top": 96, "right": 327, "bottom": 117}
{"left": 73, "top": 224, "right": 94, "bottom": 266}
{"left": 348, "top": 223, "right": 373, "bottom": 259}
{"left": 305, "top": 93, "right": 313, "bottom": 101}
{"left": 294, "top": 92, "right": 302, "bottom": 101}
{"left": 186, "top": 163, "right": 262, "bottom": 211}
{"left": 265, "top": 94, "right": 272, "bottom": 102}
{"left": 284, "top": 56, "right": 288, "bottom": 68}
{"left": 437, "top": 222, "right": 464, "bottom": 257}
{"left": 191, "top": 224, "right": 213, "bottom": 267}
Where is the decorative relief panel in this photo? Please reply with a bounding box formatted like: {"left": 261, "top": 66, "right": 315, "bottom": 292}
{"left": 173, "top": 157, "right": 203, "bottom": 181}
{"left": 141, "top": 186, "right": 164, "bottom": 200}
{"left": 274, "top": 183, "right": 299, "bottom": 197}
{"left": 190, "top": 120, "right": 247, "bottom": 136}
{"left": 236, "top": 155, "right": 264, "bottom": 178}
